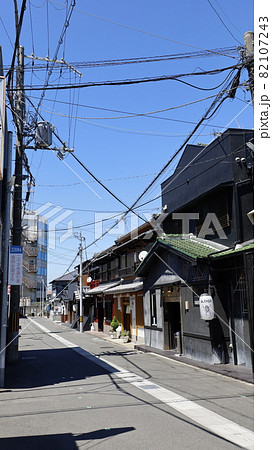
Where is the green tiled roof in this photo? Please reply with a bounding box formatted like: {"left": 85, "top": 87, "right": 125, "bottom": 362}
{"left": 210, "top": 242, "right": 254, "bottom": 258}
{"left": 157, "top": 234, "right": 226, "bottom": 260}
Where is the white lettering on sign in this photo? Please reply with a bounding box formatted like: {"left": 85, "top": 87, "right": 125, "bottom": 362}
{"left": 199, "top": 293, "right": 214, "bottom": 320}
{"left": 8, "top": 246, "right": 23, "bottom": 285}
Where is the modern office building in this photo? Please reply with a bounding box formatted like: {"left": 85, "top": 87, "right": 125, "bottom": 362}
{"left": 21, "top": 210, "right": 48, "bottom": 306}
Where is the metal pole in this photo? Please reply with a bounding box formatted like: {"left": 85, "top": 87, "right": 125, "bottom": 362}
{"left": 42, "top": 278, "right": 44, "bottom": 317}
{"left": 79, "top": 233, "right": 83, "bottom": 333}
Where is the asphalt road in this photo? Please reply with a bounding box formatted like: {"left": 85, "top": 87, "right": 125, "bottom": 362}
{"left": 0, "top": 317, "right": 254, "bottom": 450}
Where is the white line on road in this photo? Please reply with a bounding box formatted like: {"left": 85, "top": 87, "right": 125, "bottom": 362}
{"left": 29, "top": 319, "right": 254, "bottom": 450}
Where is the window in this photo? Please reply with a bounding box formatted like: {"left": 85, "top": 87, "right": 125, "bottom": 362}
{"left": 119, "top": 252, "right": 135, "bottom": 276}
{"left": 151, "top": 292, "right": 157, "bottom": 326}
{"left": 100, "top": 263, "right": 108, "bottom": 282}
{"left": 110, "top": 258, "right": 119, "bottom": 279}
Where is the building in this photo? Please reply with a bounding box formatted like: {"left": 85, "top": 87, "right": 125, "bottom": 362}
{"left": 161, "top": 128, "right": 253, "bottom": 246}
{"left": 50, "top": 270, "right": 78, "bottom": 322}
{"left": 136, "top": 129, "right": 254, "bottom": 369}
{"left": 77, "top": 221, "right": 157, "bottom": 342}
{"left": 21, "top": 210, "right": 48, "bottom": 307}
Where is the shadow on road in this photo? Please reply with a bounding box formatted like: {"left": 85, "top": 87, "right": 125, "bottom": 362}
{"left": 5, "top": 347, "right": 117, "bottom": 389}
{"left": 0, "top": 427, "right": 135, "bottom": 450}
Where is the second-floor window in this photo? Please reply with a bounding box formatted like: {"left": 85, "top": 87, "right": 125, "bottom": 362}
{"left": 110, "top": 258, "right": 119, "bottom": 279}
{"left": 120, "top": 252, "right": 135, "bottom": 276}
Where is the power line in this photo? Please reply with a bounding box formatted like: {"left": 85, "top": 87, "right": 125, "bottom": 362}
{"left": 54, "top": 0, "right": 240, "bottom": 58}
{"left": 17, "top": 46, "right": 239, "bottom": 73}
{"left": 119, "top": 70, "right": 243, "bottom": 213}
{"left": 27, "top": 95, "right": 228, "bottom": 128}
{"left": 10, "top": 64, "right": 242, "bottom": 91}
{"left": 206, "top": 0, "right": 241, "bottom": 45}
{"left": 35, "top": 0, "right": 76, "bottom": 115}
{"left": 37, "top": 85, "right": 235, "bottom": 121}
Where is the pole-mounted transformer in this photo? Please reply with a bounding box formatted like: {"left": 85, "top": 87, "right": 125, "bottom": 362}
{"left": 35, "top": 121, "right": 53, "bottom": 148}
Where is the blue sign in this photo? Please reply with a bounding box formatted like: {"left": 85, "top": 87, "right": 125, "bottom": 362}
{"left": 10, "top": 246, "right": 23, "bottom": 254}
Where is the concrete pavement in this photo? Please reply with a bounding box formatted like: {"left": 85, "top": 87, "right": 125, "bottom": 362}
{"left": 86, "top": 329, "right": 254, "bottom": 384}
{"left": 1, "top": 316, "right": 254, "bottom": 450}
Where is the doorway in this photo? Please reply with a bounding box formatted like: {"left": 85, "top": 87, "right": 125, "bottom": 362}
{"left": 163, "top": 301, "right": 181, "bottom": 351}
{"left": 97, "top": 301, "right": 104, "bottom": 331}
{"left": 123, "top": 298, "right": 131, "bottom": 333}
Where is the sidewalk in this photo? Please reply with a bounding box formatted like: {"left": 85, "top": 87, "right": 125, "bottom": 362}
{"left": 86, "top": 329, "right": 254, "bottom": 384}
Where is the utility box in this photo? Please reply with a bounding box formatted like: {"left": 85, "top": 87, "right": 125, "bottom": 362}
{"left": 35, "top": 121, "right": 52, "bottom": 148}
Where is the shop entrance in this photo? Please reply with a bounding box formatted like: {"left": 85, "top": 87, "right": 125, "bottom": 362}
{"left": 163, "top": 301, "right": 181, "bottom": 351}
{"left": 123, "top": 298, "right": 131, "bottom": 333}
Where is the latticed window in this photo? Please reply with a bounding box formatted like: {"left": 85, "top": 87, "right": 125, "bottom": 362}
{"left": 110, "top": 258, "right": 119, "bottom": 279}
{"left": 99, "top": 263, "right": 108, "bottom": 282}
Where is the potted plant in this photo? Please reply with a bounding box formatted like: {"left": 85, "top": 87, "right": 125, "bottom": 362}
{"left": 109, "top": 316, "right": 119, "bottom": 339}
{"left": 120, "top": 330, "right": 129, "bottom": 343}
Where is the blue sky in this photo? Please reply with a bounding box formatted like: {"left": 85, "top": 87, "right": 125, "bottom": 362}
{"left": 1, "top": 0, "right": 254, "bottom": 283}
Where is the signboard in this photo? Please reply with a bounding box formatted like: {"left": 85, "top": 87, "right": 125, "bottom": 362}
{"left": 0, "top": 76, "right": 6, "bottom": 180}
{"left": 8, "top": 246, "right": 23, "bottom": 285}
{"left": 199, "top": 293, "right": 215, "bottom": 320}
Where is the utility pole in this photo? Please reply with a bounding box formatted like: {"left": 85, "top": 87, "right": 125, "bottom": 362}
{"left": 243, "top": 31, "right": 254, "bottom": 106}
{"left": 6, "top": 45, "right": 25, "bottom": 362}
{"left": 0, "top": 131, "right": 13, "bottom": 387}
{"left": 75, "top": 232, "right": 83, "bottom": 333}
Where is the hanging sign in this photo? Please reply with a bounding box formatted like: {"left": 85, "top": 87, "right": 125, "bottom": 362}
{"left": 0, "top": 76, "right": 6, "bottom": 180}
{"left": 8, "top": 246, "right": 23, "bottom": 285}
{"left": 199, "top": 293, "right": 214, "bottom": 320}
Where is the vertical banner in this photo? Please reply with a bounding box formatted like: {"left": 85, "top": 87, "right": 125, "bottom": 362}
{"left": 8, "top": 246, "right": 23, "bottom": 285}
{"left": 0, "top": 76, "right": 6, "bottom": 181}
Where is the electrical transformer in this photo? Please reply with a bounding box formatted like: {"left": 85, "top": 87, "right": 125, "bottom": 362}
{"left": 35, "top": 121, "right": 52, "bottom": 148}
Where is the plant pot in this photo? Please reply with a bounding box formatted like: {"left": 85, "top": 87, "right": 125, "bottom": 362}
{"left": 121, "top": 335, "right": 129, "bottom": 343}
{"left": 109, "top": 331, "right": 117, "bottom": 339}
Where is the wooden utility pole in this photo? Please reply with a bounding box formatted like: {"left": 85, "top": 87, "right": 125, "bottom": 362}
{"left": 6, "top": 45, "right": 25, "bottom": 362}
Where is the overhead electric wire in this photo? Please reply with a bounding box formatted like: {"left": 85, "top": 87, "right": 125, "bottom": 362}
{"left": 35, "top": 0, "right": 76, "bottom": 116}
{"left": 28, "top": 95, "right": 226, "bottom": 128}
{"left": 207, "top": 0, "right": 241, "bottom": 45}
{"left": 70, "top": 152, "right": 150, "bottom": 226}
{"left": 24, "top": 94, "right": 150, "bottom": 225}
{"left": 81, "top": 69, "right": 244, "bottom": 253}
{"left": 37, "top": 85, "right": 235, "bottom": 121}
{"left": 17, "top": 46, "right": 239, "bottom": 73}
{"left": 49, "top": 0, "right": 239, "bottom": 59}
{"left": 6, "top": 0, "right": 27, "bottom": 121}
{"left": 10, "top": 63, "right": 242, "bottom": 92}
{"left": 133, "top": 104, "right": 253, "bottom": 210}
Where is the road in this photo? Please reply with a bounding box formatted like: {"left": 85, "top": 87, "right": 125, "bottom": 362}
{"left": 0, "top": 317, "right": 254, "bottom": 450}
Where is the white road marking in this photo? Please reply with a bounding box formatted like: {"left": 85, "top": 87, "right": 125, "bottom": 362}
{"left": 29, "top": 319, "right": 254, "bottom": 449}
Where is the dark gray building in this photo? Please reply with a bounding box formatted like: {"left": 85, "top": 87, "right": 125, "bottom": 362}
{"left": 136, "top": 128, "right": 254, "bottom": 370}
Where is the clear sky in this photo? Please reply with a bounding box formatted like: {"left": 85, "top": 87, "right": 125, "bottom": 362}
{"left": 1, "top": 0, "right": 254, "bottom": 283}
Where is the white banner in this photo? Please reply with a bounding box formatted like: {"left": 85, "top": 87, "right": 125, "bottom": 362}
{"left": 8, "top": 246, "right": 23, "bottom": 285}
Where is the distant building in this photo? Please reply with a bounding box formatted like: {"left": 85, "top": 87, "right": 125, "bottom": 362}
{"left": 21, "top": 210, "right": 48, "bottom": 305}
{"left": 50, "top": 270, "right": 78, "bottom": 323}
